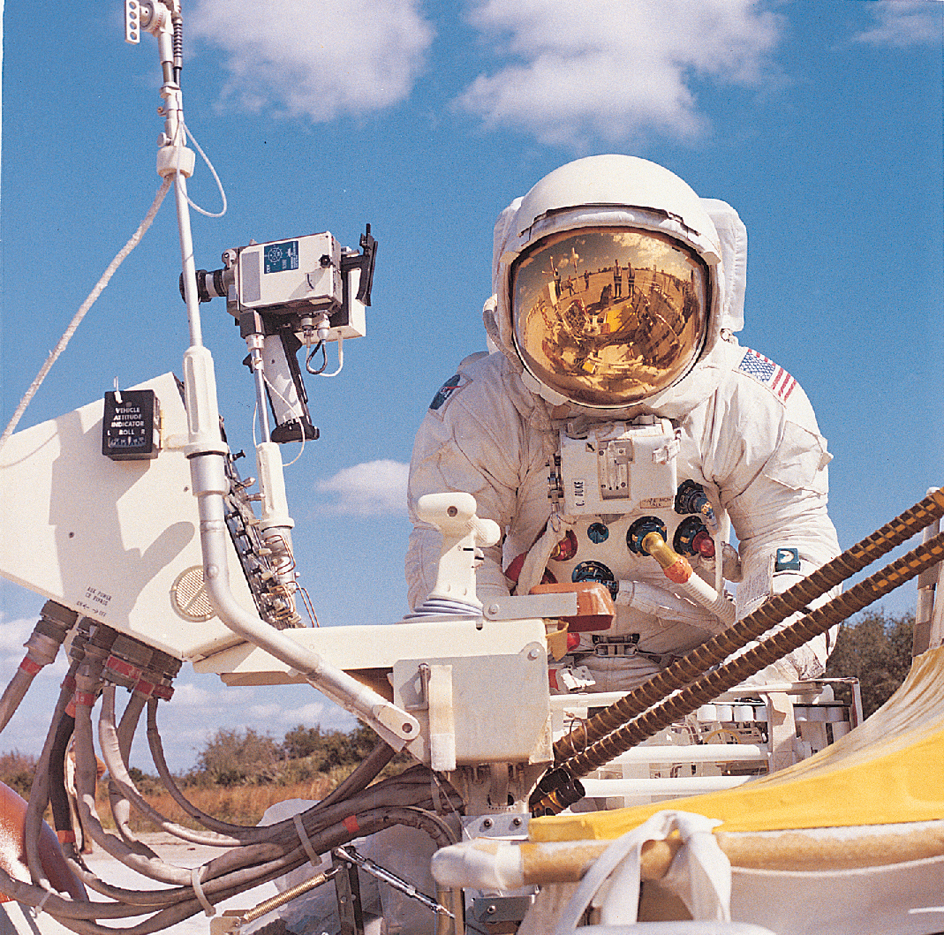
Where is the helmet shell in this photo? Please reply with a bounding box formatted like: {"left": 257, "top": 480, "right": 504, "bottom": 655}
{"left": 490, "top": 155, "right": 745, "bottom": 412}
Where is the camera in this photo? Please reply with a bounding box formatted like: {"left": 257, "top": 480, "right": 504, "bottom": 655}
{"left": 184, "top": 225, "right": 378, "bottom": 443}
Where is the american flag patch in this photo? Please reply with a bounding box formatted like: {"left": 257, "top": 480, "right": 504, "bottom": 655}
{"left": 737, "top": 349, "right": 797, "bottom": 402}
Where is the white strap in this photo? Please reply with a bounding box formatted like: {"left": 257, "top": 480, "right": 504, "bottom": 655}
{"left": 294, "top": 812, "right": 321, "bottom": 866}
{"left": 553, "top": 810, "right": 729, "bottom": 933}
{"left": 30, "top": 889, "right": 54, "bottom": 918}
{"left": 191, "top": 867, "right": 216, "bottom": 917}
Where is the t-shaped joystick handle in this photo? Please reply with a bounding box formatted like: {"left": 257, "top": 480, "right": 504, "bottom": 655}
{"left": 416, "top": 492, "right": 501, "bottom": 608}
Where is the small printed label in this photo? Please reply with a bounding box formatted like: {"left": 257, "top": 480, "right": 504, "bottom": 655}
{"left": 571, "top": 479, "right": 587, "bottom": 509}
{"left": 640, "top": 497, "right": 673, "bottom": 510}
{"left": 264, "top": 240, "right": 299, "bottom": 274}
{"left": 102, "top": 389, "right": 159, "bottom": 460}
{"left": 75, "top": 586, "right": 112, "bottom": 618}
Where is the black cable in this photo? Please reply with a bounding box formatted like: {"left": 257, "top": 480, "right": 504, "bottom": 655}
{"left": 305, "top": 341, "right": 327, "bottom": 375}
{"left": 47, "top": 711, "right": 76, "bottom": 840}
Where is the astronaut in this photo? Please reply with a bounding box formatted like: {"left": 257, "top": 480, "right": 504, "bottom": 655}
{"left": 406, "top": 155, "right": 840, "bottom": 691}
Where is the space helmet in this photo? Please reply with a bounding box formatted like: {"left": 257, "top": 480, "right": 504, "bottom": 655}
{"left": 492, "top": 155, "right": 743, "bottom": 410}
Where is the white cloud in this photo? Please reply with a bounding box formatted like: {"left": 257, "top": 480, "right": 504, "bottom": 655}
{"left": 167, "top": 681, "right": 220, "bottom": 708}
{"left": 188, "top": 0, "right": 435, "bottom": 121}
{"left": 245, "top": 701, "right": 331, "bottom": 727}
{"left": 455, "top": 0, "right": 782, "bottom": 146}
{"left": 314, "top": 459, "right": 409, "bottom": 516}
{"left": 0, "top": 616, "right": 33, "bottom": 666}
{"left": 851, "top": 0, "right": 943, "bottom": 47}
{"left": 281, "top": 702, "right": 332, "bottom": 725}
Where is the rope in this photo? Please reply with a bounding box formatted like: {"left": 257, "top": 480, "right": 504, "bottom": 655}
{"left": 0, "top": 178, "right": 173, "bottom": 451}
{"left": 178, "top": 122, "right": 227, "bottom": 218}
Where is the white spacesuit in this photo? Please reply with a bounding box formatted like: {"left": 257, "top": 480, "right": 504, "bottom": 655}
{"left": 406, "top": 154, "right": 840, "bottom": 691}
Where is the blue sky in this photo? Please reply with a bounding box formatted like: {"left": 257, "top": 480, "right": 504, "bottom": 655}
{"left": 1, "top": 0, "right": 942, "bottom": 771}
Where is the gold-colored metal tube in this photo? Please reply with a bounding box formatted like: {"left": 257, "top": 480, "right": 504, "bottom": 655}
{"left": 556, "top": 529, "right": 944, "bottom": 790}
{"left": 553, "top": 487, "right": 944, "bottom": 765}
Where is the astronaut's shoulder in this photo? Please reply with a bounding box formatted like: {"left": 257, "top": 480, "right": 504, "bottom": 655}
{"left": 427, "top": 351, "right": 508, "bottom": 414}
{"left": 725, "top": 347, "right": 819, "bottom": 424}
{"left": 730, "top": 347, "right": 799, "bottom": 401}
{"left": 726, "top": 347, "right": 813, "bottom": 408}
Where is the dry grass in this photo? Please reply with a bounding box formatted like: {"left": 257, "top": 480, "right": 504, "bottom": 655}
{"left": 94, "top": 767, "right": 354, "bottom": 832}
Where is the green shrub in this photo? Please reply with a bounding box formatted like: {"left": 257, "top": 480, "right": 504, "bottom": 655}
{"left": 825, "top": 610, "right": 914, "bottom": 718}
{"left": 193, "top": 728, "right": 282, "bottom": 787}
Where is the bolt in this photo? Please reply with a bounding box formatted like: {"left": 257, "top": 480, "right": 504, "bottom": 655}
{"left": 447, "top": 505, "right": 458, "bottom": 517}
{"left": 482, "top": 817, "right": 493, "bottom": 830}
{"left": 512, "top": 816, "right": 523, "bottom": 827}
{"left": 528, "top": 648, "right": 540, "bottom": 660}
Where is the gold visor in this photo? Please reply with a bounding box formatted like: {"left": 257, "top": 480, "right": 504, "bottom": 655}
{"left": 511, "top": 228, "right": 709, "bottom": 407}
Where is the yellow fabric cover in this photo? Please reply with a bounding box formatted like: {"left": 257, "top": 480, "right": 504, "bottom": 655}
{"left": 531, "top": 645, "right": 944, "bottom": 840}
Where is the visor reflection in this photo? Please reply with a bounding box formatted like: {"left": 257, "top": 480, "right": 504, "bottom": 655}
{"left": 511, "top": 228, "right": 708, "bottom": 407}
